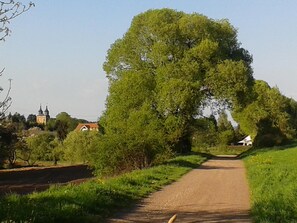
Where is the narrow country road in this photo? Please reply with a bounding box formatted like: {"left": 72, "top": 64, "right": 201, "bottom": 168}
{"left": 108, "top": 156, "right": 251, "bottom": 223}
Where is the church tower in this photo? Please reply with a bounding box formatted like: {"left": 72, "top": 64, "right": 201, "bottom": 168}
{"left": 36, "top": 105, "right": 50, "bottom": 125}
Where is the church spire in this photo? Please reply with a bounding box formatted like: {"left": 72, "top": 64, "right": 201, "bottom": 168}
{"left": 44, "top": 105, "right": 49, "bottom": 116}
{"left": 38, "top": 104, "right": 43, "bottom": 115}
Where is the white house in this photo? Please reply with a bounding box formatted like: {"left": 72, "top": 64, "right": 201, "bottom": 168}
{"left": 238, "top": 135, "right": 252, "bottom": 146}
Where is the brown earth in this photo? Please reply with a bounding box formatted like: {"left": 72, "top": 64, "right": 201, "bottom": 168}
{"left": 108, "top": 156, "right": 251, "bottom": 223}
{"left": 0, "top": 165, "right": 94, "bottom": 196}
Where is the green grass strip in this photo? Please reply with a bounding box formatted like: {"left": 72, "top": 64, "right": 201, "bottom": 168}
{"left": 0, "top": 154, "right": 206, "bottom": 222}
{"left": 244, "top": 145, "right": 297, "bottom": 222}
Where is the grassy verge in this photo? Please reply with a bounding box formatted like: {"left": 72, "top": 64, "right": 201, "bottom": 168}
{"left": 244, "top": 144, "right": 297, "bottom": 222}
{"left": 193, "top": 145, "right": 251, "bottom": 156}
{"left": 0, "top": 154, "right": 206, "bottom": 222}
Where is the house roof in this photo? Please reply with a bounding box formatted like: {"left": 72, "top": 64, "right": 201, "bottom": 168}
{"left": 238, "top": 135, "right": 252, "bottom": 143}
{"left": 75, "top": 123, "right": 99, "bottom": 131}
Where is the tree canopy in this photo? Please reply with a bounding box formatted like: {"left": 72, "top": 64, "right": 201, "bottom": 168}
{"left": 98, "top": 9, "right": 254, "bottom": 174}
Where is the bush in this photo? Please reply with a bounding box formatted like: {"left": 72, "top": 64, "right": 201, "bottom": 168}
{"left": 89, "top": 133, "right": 172, "bottom": 177}
{"left": 253, "top": 118, "right": 287, "bottom": 148}
{"left": 63, "top": 131, "right": 100, "bottom": 164}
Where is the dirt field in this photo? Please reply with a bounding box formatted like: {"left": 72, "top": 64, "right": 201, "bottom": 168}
{"left": 0, "top": 165, "right": 94, "bottom": 196}
{"left": 109, "top": 156, "right": 251, "bottom": 223}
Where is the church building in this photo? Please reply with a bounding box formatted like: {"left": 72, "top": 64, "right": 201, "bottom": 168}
{"left": 36, "top": 105, "right": 50, "bottom": 125}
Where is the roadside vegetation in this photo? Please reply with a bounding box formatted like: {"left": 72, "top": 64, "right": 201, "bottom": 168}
{"left": 2, "top": 6, "right": 297, "bottom": 223}
{"left": 244, "top": 143, "right": 297, "bottom": 222}
{"left": 193, "top": 145, "right": 250, "bottom": 156}
{"left": 0, "top": 154, "right": 206, "bottom": 222}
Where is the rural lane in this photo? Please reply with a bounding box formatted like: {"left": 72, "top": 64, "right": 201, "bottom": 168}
{"left": 108, "top": 156, "right": 251, "bottom": 223}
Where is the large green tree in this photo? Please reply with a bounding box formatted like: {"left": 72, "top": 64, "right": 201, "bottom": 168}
{"left": 100, "top": 9, "right": 254, "bottom": 174}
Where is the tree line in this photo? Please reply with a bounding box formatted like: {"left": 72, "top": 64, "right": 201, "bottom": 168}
{"left": 0, "top": 112, "right": 100, "bottom": 167}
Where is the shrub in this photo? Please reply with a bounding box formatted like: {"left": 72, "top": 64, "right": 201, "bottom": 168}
{"left": 63, "top": 131, "right": 100, "bottom": 164}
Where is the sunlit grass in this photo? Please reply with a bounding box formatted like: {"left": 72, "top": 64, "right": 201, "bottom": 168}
{"left": 193, "top": 145, "right": 251, "bottom": 156}
{"left": 244, "top": 145, "right": 297, "bottom": 222}
{"left": 0, "top": 154, "right": 206, "bottom": 222}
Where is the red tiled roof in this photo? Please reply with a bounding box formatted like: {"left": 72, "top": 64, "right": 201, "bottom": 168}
{"left": 75, "top": 123, "right": 99, "bottom": 131}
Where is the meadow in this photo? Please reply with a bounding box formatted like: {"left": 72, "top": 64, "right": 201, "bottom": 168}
{"left": 0, "top": 154, "right": 206, "bottom": 222}
{"left": 244, "top": 143, "right": 297, "bottom": 222}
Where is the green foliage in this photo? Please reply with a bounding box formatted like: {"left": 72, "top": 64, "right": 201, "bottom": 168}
{"left": 46, "top": 118, "right": 56, "bottom": 131}
{"left": 50, "top": 138, "right": 63, "bottom": 165}
{"left": 18, "top": 132, "right": 55, "bottom": 165}
{"left": 27, "top": 114, "right": 36, "bottom": 123}
{"left": 192, "top": 116, "right": 219, "bottom": 148}
{"left": 6, "top": 112, "right": 27, "bottom": 130}
{"left": 233, "top": 80, "right": 297, "bottom": 147}
{"left": 0, "top": 154, "right": 206, "bottom": 222}
{"left": 217, "top": 111, "right": 236, "bottom": 145}
{"left": 192, "top": 112, "right": 239, "bottom": 150}
{"left": 63, "top": 131, "right": 100, "bottom": 164}
{"left": 253, "top": 118, "right": 287, "bottom": 147}
{"left": 90, "top": 108, "right": 171, "bottom": 176}
{"left": 244, "top": 144, "right": 297, "bottom": 222}
{"left": 101, "top": 9, "right": 254, "bottom": 174}
{"left": 55, "top": 112, "right": 88, "bottom": 132}
{"left": 55, "top": 119, "right": 69, "bottom": 141}
{"left": 0, "top": 123, "right": 18, "bottom": 167}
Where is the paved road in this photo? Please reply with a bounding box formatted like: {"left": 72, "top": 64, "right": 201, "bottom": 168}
{"left": 108, "top": 156, "right": 251, "bottom": 223}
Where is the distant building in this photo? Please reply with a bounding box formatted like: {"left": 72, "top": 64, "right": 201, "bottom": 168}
{"left": 36, "top": 105, "right": 50, "bottom": 125}
{"left": 238, "top": 135, "right": 252, "bottom": 146}
{"left": 75, "top": 123, "right": 99, "bottom": 132}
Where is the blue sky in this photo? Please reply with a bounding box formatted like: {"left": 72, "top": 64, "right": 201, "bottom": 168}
{"left": 1, "top": 0, "right": 297, "bottom": 121}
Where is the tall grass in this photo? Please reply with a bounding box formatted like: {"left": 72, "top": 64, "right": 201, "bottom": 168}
{"left": 244, "top": 145, "right": 297, "bottom": 222}
{"left": 0, "top": 154, "right": 206, "bottom": 222}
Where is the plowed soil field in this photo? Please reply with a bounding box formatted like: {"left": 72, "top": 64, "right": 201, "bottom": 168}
{"left": 0, "top": 165, "right": 94, "bottom": 196}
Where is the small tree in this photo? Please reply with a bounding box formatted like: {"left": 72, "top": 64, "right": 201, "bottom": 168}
{"left": 50, "top": 138, "right": 63, "bottom": 165}
{"left": 63, "top": 131, "right": 100, "bottom": 164}
{"left": 18, "top": 132, "right": 55, "bottom": 165}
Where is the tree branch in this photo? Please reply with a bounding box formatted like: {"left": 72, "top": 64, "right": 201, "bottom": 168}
{"left": 0, "top": 0, "right": 34, "bottom": 41}
{"left": 0, "top": 78, "right": 12, "bottom": 119}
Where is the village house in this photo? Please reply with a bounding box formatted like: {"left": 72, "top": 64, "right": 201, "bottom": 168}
{"left": 75, "top": 123, "right": 99, "bottom": 132}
